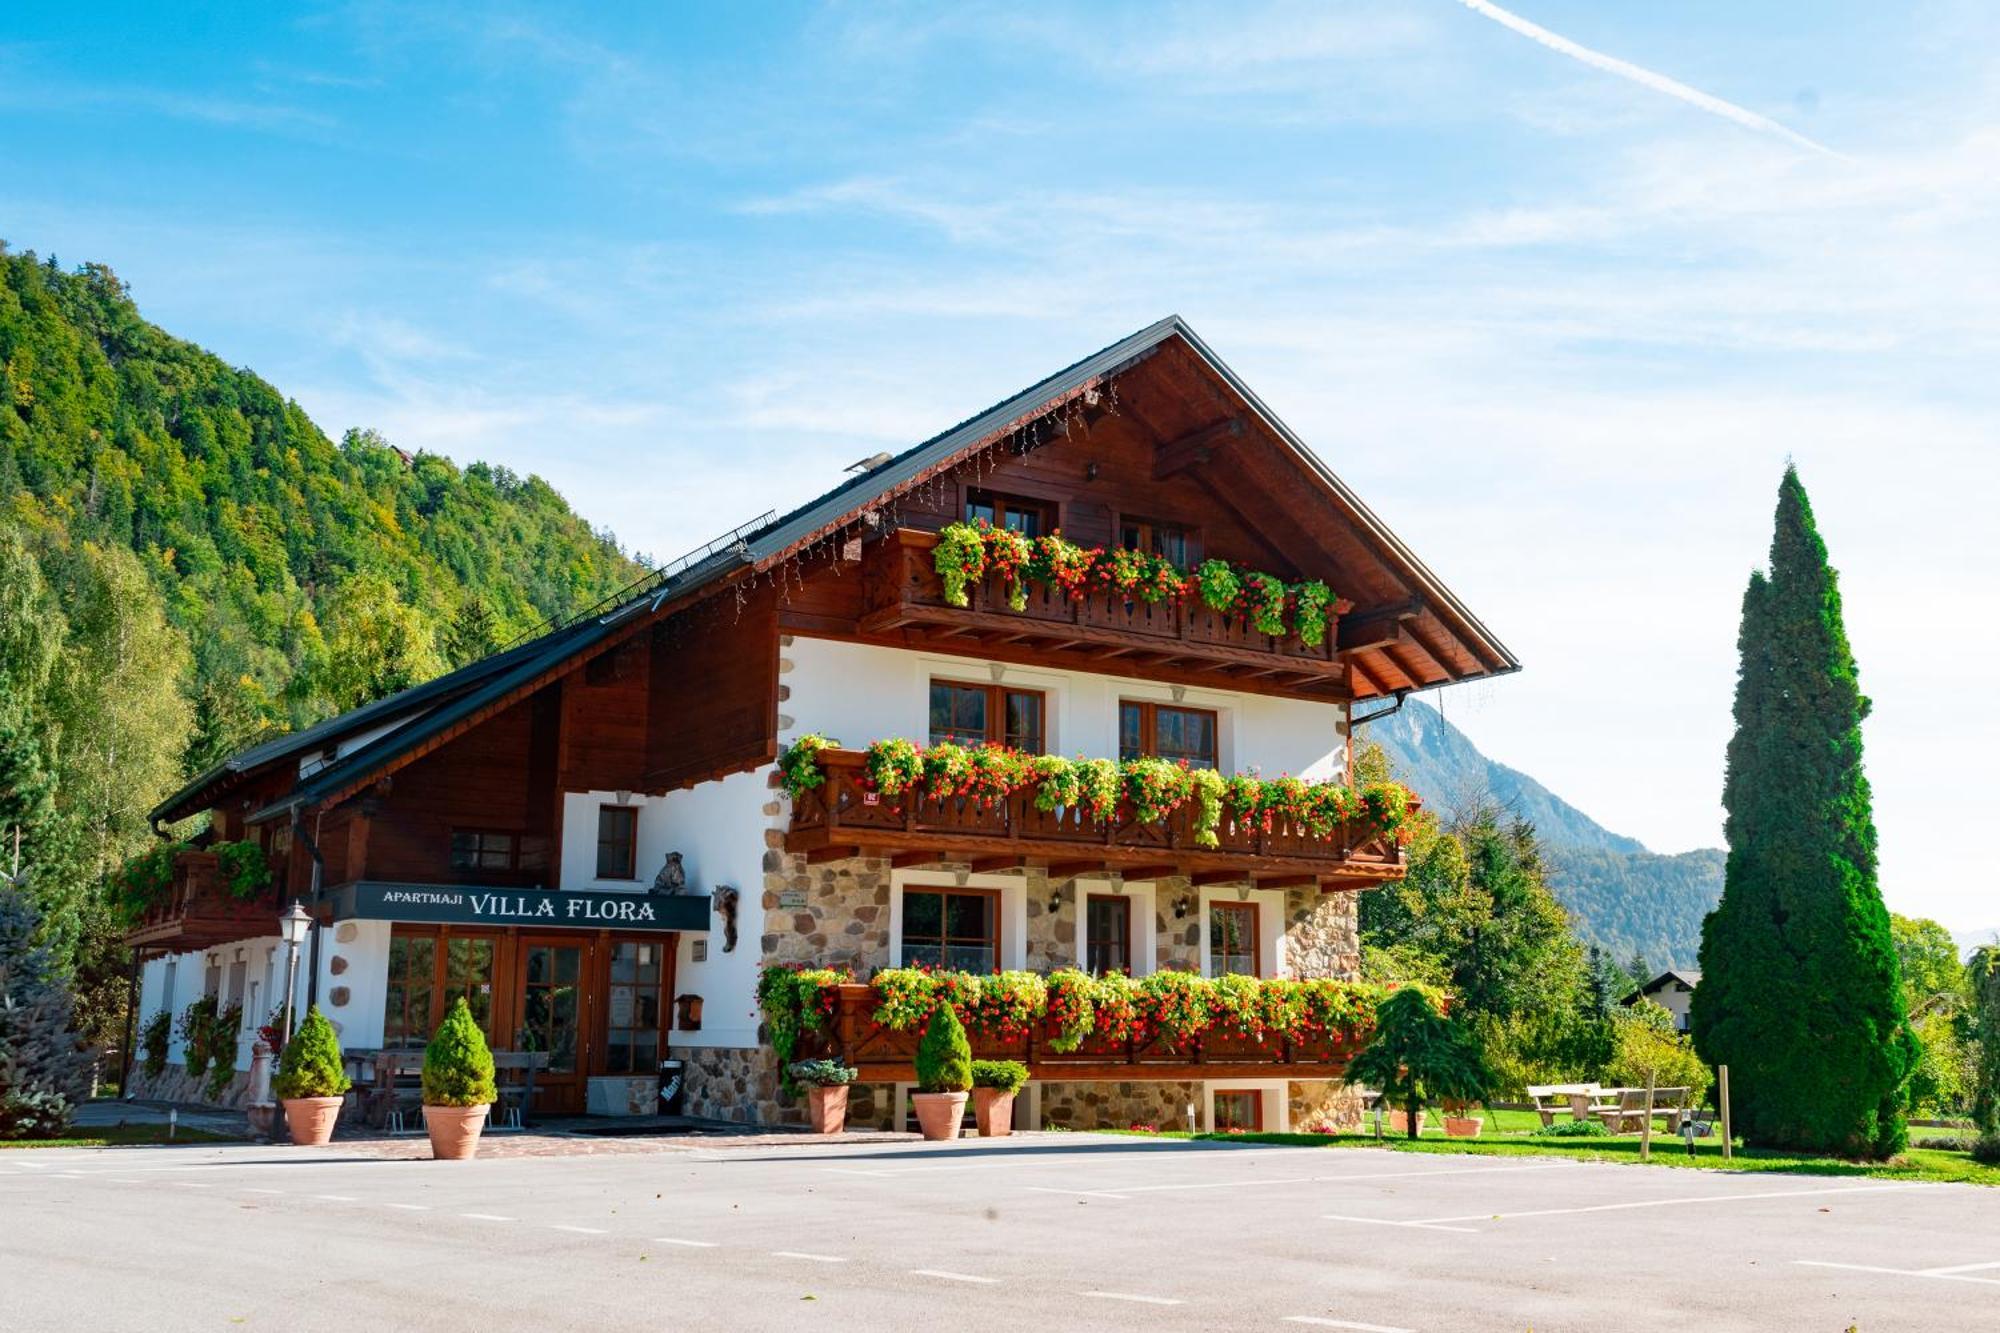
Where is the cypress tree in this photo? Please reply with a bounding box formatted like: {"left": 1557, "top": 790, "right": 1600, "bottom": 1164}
{"left": 1691, "top": 466, "right": 1915, "bottom": 1157}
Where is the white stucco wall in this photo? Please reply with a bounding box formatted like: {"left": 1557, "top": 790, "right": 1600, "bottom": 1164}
{"left": 781, "top": 636, "right": 1347, "bottom": 779}
{"left": 137, "top": 933, "right": 312, "bottom": 1073}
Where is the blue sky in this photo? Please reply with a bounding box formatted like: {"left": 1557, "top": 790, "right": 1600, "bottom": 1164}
{"left": 5, "top": 2, "right": 1998, "bottom": 928}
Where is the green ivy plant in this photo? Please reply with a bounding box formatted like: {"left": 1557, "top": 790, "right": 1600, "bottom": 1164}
{"left": 139, "top": 1010, "right": 171, "bottom": 1079}
{"left": 177, "top": 996, "right": 220, "bottom": 1082}
{"left": 212, "top": 841, "right": 274, "bottom": 899}
{"left": 756, "top": 965, "right": 851, "bottom": 1092}
{"left": 778, "top": 733, "right": 837, "bottom": 800}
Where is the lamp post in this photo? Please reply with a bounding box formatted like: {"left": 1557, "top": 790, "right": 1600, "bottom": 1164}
{"left": 278, "top": 901, "right": 312, "bottom": 1045}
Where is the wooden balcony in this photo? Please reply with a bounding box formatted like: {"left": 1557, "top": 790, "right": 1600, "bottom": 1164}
{"left": 800, "top": 983, "right": 1366, "bottom": 1082}
{"left": 858, "top": 528, "right": 1352, "bottom": 698}
{"left": 786, "top": 749, "right": 1410, "bottom": 890}
{"left": 124, "top": 850, "right": 284, "bottom": 951}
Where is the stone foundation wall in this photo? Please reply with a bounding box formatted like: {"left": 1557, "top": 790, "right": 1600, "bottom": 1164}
{"left": 124, "top": 1062, "right": 251, "bottom": 1109}
{"left": 1039, "top": 1080, "right": 1201, "bottom": 1133}
{"left": 1289, "top": 1079, "right": 1366, "bottom": 1133}
{"left": 1282, "top": 886, "right": 1361, "bottom": 980}
{"left": 673, "top": 1044, "right": 896, "bottom": 1129}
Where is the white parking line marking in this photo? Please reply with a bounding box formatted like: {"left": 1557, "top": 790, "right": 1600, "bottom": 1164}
{"left": 384, "top": 1203, "right": 430, "bottom": 1211}
{"left": 111, "top": 1178, "right": 146, "bottom": 1185}
{"left": 244, "top": 1188, "right": 284, "bottom": 1195}
{"left": 653, "top": 1237, "right": 719, "bottom": 1248}
{"left": 1416, "top": 1181, "right": 1921, "bottom": 1226}
{"left": 1796, "top": 1261, "right": 2000, "bottom": 1287}
{"left": 1085, "top": 1291, "right": 1184, "bottom": 1306}
{"left": 911, "top": 1269, "right": 1001, "bottom": 1285}
{"left": 1921, "top": 1260, "right": 2000, "bottom": 1276}
{"left": 772, "top": 1251, "right": 846, "bottom": 1263}
{"left": 313, "top": 1194, "right": 357, "bottom": 1202}
{"left": 1023, "top": 1185, "right": 1131, "bottom": 1200}
{"left": 1322, "top": 1214, "right": 1478, "bottom": 1234}
{"left": 460, "top": 1213, "right": 514, "bottom": 1222}
{"left": 52, "top": 1171, "right": 89, "bottom": 1178}
{"left": 1284, "top": 1318, "right": 1415, "bottom": 1333}
{"left": 553, "top": 1225, "right": 608, "bottom": 1235}
{"left": 173, "top": 1182, "right": 212, "bottom": 1188}
{"left": 1106, "top": 1161, "right": 1571, "bottom": 1196}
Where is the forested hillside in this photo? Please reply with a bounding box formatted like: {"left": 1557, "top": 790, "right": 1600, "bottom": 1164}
{"left": 1368, "top": 700, "right": 1722, "bottom": 969}
{"left": 0, "top": 246, "right": 647, "bottom": 1036}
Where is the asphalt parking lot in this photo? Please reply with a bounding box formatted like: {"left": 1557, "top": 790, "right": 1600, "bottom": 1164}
{"left": 4, "top": 1133, "right": 1996, "bottom": 1331}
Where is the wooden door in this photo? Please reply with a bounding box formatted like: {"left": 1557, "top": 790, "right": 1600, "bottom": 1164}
{"left": 514, "top": 936, "right": 596, "bottom": 1115}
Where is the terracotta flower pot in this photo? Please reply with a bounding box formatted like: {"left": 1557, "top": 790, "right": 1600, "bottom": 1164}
{"left": 807, "top": 1084, "right": 850, "bottom": 1135}
{"left": 1384, "top": 1108, "right": 1419, "bottom": 1135}
{"left": 1443, "top": 1116, "right": 1483, "bottom": 1138}
{"left": 911, "top": 1091, "right": 968, "bottom": 1141}
{"left": 972, "top": 1087, "right": 1016, "bottom": 1138}
{"left": 423, "top": 1103, "right": 489, "bottom": 1160}
{"left": 282, "top": 1095, "right": 343, "bottom": 1146}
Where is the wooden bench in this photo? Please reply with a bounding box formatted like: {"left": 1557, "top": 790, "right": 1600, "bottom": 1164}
{"left": 1526, "top": 1083, "right": 1602, "bottom": 1129}
{"left": 1592, "top": 1086, "right": 1692, "bottom": 1135}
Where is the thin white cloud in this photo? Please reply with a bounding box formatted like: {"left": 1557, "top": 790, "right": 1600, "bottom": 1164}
{"left": 1455, "top": 0, "right": 1837, "bottom": 156}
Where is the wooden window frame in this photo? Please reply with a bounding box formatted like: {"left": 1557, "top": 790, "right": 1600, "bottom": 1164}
{"left": 898, "top": 885, "right": 1002, "bottom": 972}
{"left": 1084, "top": 893, "right": 1132, "bottom": 976}
{"left": 962, "top": 485, "right": 1060, "bottom": 537}
{"left": 1119, "top": 700, "right": 1220, "bottom": 769}
{"left": 595, "top": 805, "right": 639, "bottom": 881}
{"left": 1116, "top": 512, "right": 1202, "bottom": 567}
{"left": 928, "top": 678, "right": 1047, "bottom": 751}
{"left": 1212, "top": 1088, "right": 1265, "bottom": 1132}
{"left": 450, "top": 828, "right": 521, "bottom": 874}
{"left": 1208, "top": 900, "right": 1260, "bottom": 978}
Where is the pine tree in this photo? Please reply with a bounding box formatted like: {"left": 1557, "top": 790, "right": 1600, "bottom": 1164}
{"left": 0, "top": 883, "right": 92, "bottom": 1138}
{"left": 1690, "top": 466, "right": 1915, "bottom": 1157}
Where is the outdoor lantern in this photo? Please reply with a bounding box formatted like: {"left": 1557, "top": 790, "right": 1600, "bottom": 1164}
{"left": 277, "top": 901, "right": 312, "bottom": 948}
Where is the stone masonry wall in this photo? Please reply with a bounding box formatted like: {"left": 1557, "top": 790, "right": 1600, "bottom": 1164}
{"left": 673, "top": 1044, "right": 894, "bottom": 1129}
{"left": 1289, "top": 1079, "right": 1366, "bottom": 1133}
{"left": 1282, "top": 886, "right": 1361, "bottom": 980}
{"left": 1040, "top": 1080, "right": 1201, "bottom": 1133}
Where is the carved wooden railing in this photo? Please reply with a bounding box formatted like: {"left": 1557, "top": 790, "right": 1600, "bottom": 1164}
{"left": 798, "top": 983, "right": 1368, "bottom": 1082}
{"left": 787, "top": 748, "right": 1410, "bottom": 882}
{"left": 125, "top": 850, "right": 284, "bottom": 950}
{"left": 859, "top": 528, "right": 1346, "bottom": 673}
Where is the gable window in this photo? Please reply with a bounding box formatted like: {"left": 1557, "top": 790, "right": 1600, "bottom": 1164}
{"left": 1119, "top": 701, "right": 1219, "bottom": 770}
{"left": 595, "top": 806, "right": 639, "bottom": 880}
{"left": 1209, "top": 901, "right": 1259, "bottom": 977}
{"left": 1085, "top": 894, "right": 1132, "bottom": 975}
{"left": 964, "top": 488, "right": 1052, "bottom": 537}
{"left": 1120, "top": 516, "right": 1198, "bottom": 568}
{"left": 902, "top": 888, "right": 999, "bottom": 971}
{"left": 451, "top": 830, "right": 519, "bottom": 873}
{"left": 1213, "top": 1089, "right": 1263, "bottom": 1132}
{"left": 929, "top": 680, "right": 1046, "bottom": 751}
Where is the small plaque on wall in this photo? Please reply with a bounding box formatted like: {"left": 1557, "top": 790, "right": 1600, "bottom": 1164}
{"left": 777, "top": 889, "right": 809, "bottom": 911}
{"left": 691, "top": 939, "right": 708, "bottom": 962}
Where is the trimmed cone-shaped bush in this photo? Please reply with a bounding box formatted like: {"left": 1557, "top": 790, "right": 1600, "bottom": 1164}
{"left": 914, "top": 1004, "right": 972, "bottom": 1093}
{"left": 422, "top": 996, "right": 497, "bottom": 1107}
{"left": 271, "top": 1006, "right": 352, "bottom": 1100}
{"left": 1691, "top": 466, "right": 1916, "bottom": 1158}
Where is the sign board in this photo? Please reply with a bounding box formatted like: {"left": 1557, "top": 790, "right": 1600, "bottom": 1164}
{"left": 777, "top": 889, "right": 809, "bottom": 910}
{"left": 329, "top": 881, "right": 710, "bottom": 933}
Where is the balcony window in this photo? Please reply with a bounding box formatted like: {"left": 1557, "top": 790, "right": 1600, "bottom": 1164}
{"left": 1085, "top": 894, "right": 1132, "bottom": 975}
{"left": 964, "top": 488, "right": 1052, "bottom": 537}
{"left": 450, "top": 830, "right": 518, "bottom": 873}
{"left": 902, "top": 888, "right": 999, "bottom": 972}
{"left": 929, "top": 680, "right": 1045, "bottom": 751}
{"left": 596, "top": 806, "right": 639, "bottom": 880}
{"left": 1119, "top": 515, "right": 1198, "bottom": 568}
{"left": 1209, "top": 901, "right": 1259, "bottom": 977}
{"left": 1119, "top": 701, "right": 1218, "bottom": 770}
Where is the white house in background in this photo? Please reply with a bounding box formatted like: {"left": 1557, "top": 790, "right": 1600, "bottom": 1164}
{"left": 1624, "top": 969, "right": 1701, "bottom": 1032}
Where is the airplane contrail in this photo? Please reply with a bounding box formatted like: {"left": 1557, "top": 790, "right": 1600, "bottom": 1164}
{"left": 1455, "top": 0, "right": 1836, "bottom": 157}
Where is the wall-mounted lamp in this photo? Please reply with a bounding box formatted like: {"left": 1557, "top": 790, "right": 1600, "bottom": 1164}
{"left": 1173, "top": 895, "right": 1193, "bottom": 920}
{"left": 1084, "top": 461, "right": 1100, "bottom": 481}
{"left": 1047, "top": 888, "right": 1063, "bottom": 915}
{"left": 615, "top": 790, "right": 633, "bottom": 807}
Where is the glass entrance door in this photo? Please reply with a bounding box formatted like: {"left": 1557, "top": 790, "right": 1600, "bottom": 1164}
{"left": 517, "top": 940, "right": 590, "bottom": 1114}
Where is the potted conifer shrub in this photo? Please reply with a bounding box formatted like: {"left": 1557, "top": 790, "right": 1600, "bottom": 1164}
{"left": 789, "top": 1059, "right": 858, "bottom": 1134}
{"left": 421, "top": 996, "right": 498, "bottom": 1160}
{"left": 970, "top": 1059, "right": 1028, "bottom": 1138}
{"left": 910, "top": 1005, "right": 972, "bottom": 1141}
{"left": 270, "top": 1005, "right": 351, "bottom": 1146}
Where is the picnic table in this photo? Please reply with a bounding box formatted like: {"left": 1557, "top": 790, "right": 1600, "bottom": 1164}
{"left": 1526, "top": 1083, "right": 1694, "bottom": 1135}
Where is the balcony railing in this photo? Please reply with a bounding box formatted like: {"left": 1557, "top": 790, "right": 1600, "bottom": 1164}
{"left": 124, "top": 850, "right": 284, "bottom": 951}
{"left": 858, "top": 529, "right": 1348, "bottom": 692}
{"left": 785, "top": 748, "right": 1410, "bottom": 887}
{"left": 800, "top": 983, "right": 1367, "bottom": 1082}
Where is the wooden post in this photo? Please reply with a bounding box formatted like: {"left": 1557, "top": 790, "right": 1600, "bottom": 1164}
{"left": 1719, "top": 1065, "right": 1732, "bottom": 1160}
{"left": 1640, "top": 1071, "right": 1655, "bottom": 1162}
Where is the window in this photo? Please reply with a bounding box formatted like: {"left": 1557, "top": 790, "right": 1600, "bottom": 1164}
{"left": 964, "top": 488, "right": 1052, "bottom": 537}
{"left": 929, "top": 680, "right": 1046, "bottom": 750}
{"left": 902, "top": 888, "right": 999, "bottom": 971}
{"left": 595, "top": 806, "right": 639, "bottom": 880}
{"left": 384, "top": 936, "right": 437, "bottom": 1050}
{"left": 451, "top": 830, "right": 518, "bottom": 873}
{"left": 1120, "top": 516, "right": 1198, "bottom": 568}
{"left": 605, "top": 940, "right": 664, "bottom": 1075}
{"left": 1213, "top": 1089, "right": 1263, "bottom": 1132}
{"left": 1119, "top": 701, "right": 1219, "bottom": 770}
{"left": 1209, "top": 901, "right": 1259, "bottom": 977}
{"left": 1085, "top": 894, "right": 1132, "bottom": 975}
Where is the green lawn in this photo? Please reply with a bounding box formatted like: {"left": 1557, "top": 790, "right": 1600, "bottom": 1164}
{"left": 1108, "top": 1125, "right": 2000, "bottom": 1187}
{"left": 0, "top": 1123, "right": 243, "bottom": 1149}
